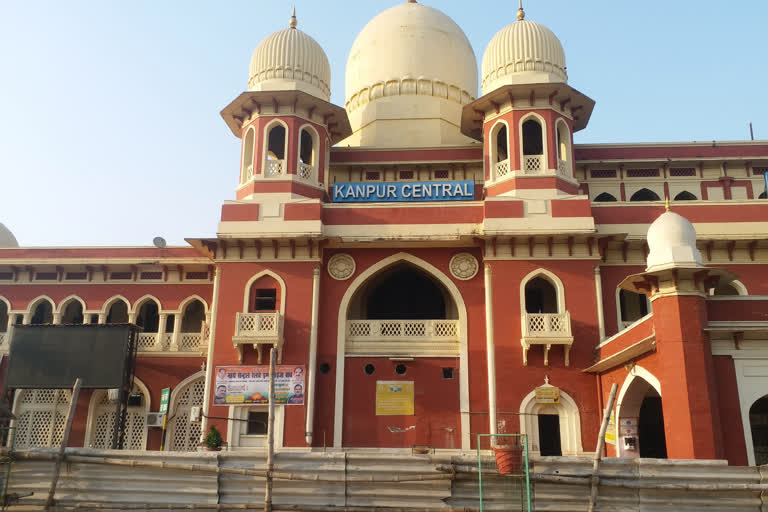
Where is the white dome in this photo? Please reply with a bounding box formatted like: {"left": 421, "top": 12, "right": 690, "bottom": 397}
{"left": 481, "top": 18, "right": 567, "bottom": 95}
{"left": 248, "top": 15, "right": 331, "bottom": 101}
{"left": 344, "top": 1, "right": 478, "bottom": 147}
{"left": 646, "top": 211, "right": 703, "bottom": 271}
{"left": 0, "top": 223, "right": 18, "bottom": 248}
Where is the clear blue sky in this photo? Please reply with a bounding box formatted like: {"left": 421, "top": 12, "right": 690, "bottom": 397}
{"left": 1, "top": 1, "right": 765, "bottom": 247}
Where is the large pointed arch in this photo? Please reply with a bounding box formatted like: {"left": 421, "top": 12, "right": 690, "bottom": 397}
{"left": 131, "top": 294, "right": 163, "bottom": 314}
{"left": 24, "top": 295, "right": 55, "bottom": 324}
{"left": 166, "top": 371, "right": 206, "bottom": 451}
{"left": 242, "top": 270, "right": 287, "bottom": 315}
{"left": 333, "top": 252, "right": 469, "bottom": 450}
{"left": 55, "top": 295, "right": 87, "bottom": 315}
{"left": 615, "top": 365, "right": 663, "bottom": 457}
{"left": 83, "top": 377, "right": 150, "bottom": 450}
{"left": 177, "top": 294, "right": 210, "bottom": 315}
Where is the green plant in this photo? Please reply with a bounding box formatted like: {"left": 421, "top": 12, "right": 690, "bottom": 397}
{"left": 204, "top": 425, "right": 223, "bottom": 450}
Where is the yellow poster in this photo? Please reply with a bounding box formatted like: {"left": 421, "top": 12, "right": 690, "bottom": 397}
{"left": 376, "top": 381, "right": 414, "bottom": 416}
{"left": 604, "top": 411, "right": 616, "bottom": 445}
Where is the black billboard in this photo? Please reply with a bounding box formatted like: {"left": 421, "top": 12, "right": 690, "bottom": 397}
{"left": 6, "top": 324, "right": 138, "bottom": 389}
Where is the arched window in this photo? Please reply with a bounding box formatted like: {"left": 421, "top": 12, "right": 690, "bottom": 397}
{"left": 105, "top": 299, "right": 129, "bottom": 323}
{"left": 618, "top": 289, "right": 650, "bottom": 328}
{"left": 524, "top": 277, "right": 559, "bottom": 314}
{"left": 750, "top": 395, "right": 768, "bottom": 466}
{"left": 630, "top": 188, "right": 661, "bottom": 202}
{"left": 248, "top": 275, "right": 281, "bottom": 313}
{"left": 11, "top": 389, "right": 72, "bottom": 448}
{"left": 166, "top": 374, "right": 205, "bottom": 451}
{"left": 179, "top": 299, "right": 206, "bottom": 351}
{"left": 298, "top": 126, "right": 319, "bottom": 182}
{"left": 674, "top": 191, "right": 697, "bottom": 201}
{"left": 594, "top": 192, "right": 618, "bottom": 202}
{"left": 709, "top": 280, "right": 748, "bottom": 296}
{"left": 29, "top": 299, "right": 53, "bottom": 325}
{"left": 241, "top": 127, "right": 255, "bottom": 183}
{"left": 759, "top": 191, "right": 767, "bottom": 199}
{"left": 60, "top": 299, "right": 84, "bottom": 324}
{"left": 521, "top": 118, "right": 544, "bottom": 173}
{"left": 135, "top": 299, "right": 160, "bottom": 350}
{"left": 556, "top": 121, "right": 571, "bottom": 176}
{"left": 489, "top": 122, "right": 510, "bottom": 179}
{"left": 264, "top": 122, "right": 287, "bottom": 177}
{"left": 85, "top": 381, "right": 149, "bottom": 450}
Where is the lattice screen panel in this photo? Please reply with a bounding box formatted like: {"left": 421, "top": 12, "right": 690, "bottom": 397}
{"left": 88, "top": 388, "right": 147, "bottom": 450}
{"left": 12, "top": 389, "right": 72, "bottom": 449}
{"left": 167, "top": 378, "right": 205, "bottom": 451}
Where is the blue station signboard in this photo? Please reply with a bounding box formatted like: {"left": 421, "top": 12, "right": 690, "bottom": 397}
{"left": 332, "top": 181, "right": 475, "bottom": 203}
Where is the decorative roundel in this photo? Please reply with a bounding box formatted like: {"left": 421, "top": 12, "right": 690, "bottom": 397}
{"left": 327, "top": 253, "right": 356, "bottom": 281}
{"left": 449, "top": 253, "right": 479, "bottom": 280}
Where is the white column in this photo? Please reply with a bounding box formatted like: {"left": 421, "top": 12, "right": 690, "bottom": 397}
{"left": 201, "top": 267, "right": 222, "bottom": 437}
{"left": 154, "top": 314, "right": 168, "bottom": 351}
{"left": 52, "top": 312, "right": 62, "bottom": 325}
{"left": 170, "top": 313, "right": 181, "bottom": 351}
{"left": 594, "top": 266, "right": 606, "bottom": 342}
{"left": 305, "top": 266, "right": 321, "bottom": 445}
{"left": 3, "top": 316, "right": 14, "bottom": 350}
{"left": 484, "top": 264, "right": 498, "bottom": 437}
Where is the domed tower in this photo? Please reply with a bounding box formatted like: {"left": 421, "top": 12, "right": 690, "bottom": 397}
{"left": 344, "top": 1, "right": 478, "bottom": 148}
{"left": 461, "top": 2, "right": 595, "bottom": 197}
{"left": 0, "top": 223, "right": 18, "bottom": 248}
{"left": 221, "top": 10, "right": 351, "bottom": 201}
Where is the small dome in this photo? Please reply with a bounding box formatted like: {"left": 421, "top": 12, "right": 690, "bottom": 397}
{"left": 345, "top": 2, "right": 478, "bottom": 112}
{"left": 0, "top": 223, "right": 18, "bottom": 248}
{"left": 646, "top": 211, "right": 703, "bottom": 271}
{"left": 481, "top": 18, "right": 567, "bottom": 95}
{"left": 248, "top": 14, "right": 331, "bottom": 101}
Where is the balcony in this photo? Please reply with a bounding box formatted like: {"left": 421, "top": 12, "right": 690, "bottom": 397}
{"left": 265, "top": 159, "right": 285, "bottom": 177}
{"left": 494, "top": 159, "right": 511, "bottom": 178}
{"left": 346, "top": 319, "right": 460, "bottom": 357}
{"left": 520, "top": 312, "right": 573, "bottom": 366}
{"left": 523, "top": 155, "right": 545, "bottom": 174}
{"left": 136, "top": 330, "right": 209, "bottom": 355}
{"left": 233, "top": 312, "right": 284, "bottom": 363}
{"left": 298, "top": 162, "right": 315, "bottom": 182}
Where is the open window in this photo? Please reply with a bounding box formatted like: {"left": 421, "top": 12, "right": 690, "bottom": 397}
{"left": 105, "top": 299, "right": 129, "bottom": 323}
{"left": 489, "top": 121, "right": 510, "bottom": 179}
{"left": 674, "top": 191, "right": 697, "bottom": 201}
{"left": 60, "top": 298, "right": 84, "bottom": 324}
{"left": 298, "top": 126, "right": 319, "bottom": 182}
{"left": 594, "top": 192, "right": 618, "bottom": 203}
{"left": 264, "top": 121, "right": 287, "bottom": 177}
{"left": 630, "top": 188, "right": 661, "bottom": 202}
{"left": 524, "top": 277, "right": 559, "bottom": 314}
{"left": 241, "top": 127, "right": 255, "bottom": 182}
{"left": 29, "top": 299, "right": 53, "bottom": 325}
{"left": 521, "top": 117, "right": 545, "bottom": 173}
{"left": 618, "top": 289, "right": 650, "bottom": 329}
{"left": 555, "top": 120, "right": 571, "bottom": 176}
{"left": 179, "top": 298, "right": 206, "bottom": 351}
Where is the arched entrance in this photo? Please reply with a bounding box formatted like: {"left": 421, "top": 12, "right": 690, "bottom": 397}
{"left": 335, "top": 253, "right": 468, "bottom": 450}
{"left": 166, "top": 373, "right": 205, "bottom": 451}
{"left": 749, "top": 395, "right": 768, "bottom": 465}
{"left": 519, "top": 385, "right": 583, "bottom": 456}
{"left": 617, "top": 368, "right": 667, "bottom": 458}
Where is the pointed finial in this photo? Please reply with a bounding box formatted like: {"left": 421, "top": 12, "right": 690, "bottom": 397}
{"left": 665, "top": 196, "right": 670, "bottom": 212}
{"left": 517, "top": 0, "right": 525, "bottom": 20}
{"left": 289, "top": 7, "right": 297, "bottom": 28}
{"left": 544, "top": 375, "right": 549, "bottom": 385}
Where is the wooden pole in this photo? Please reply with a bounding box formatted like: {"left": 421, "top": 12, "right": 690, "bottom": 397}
{"left": 45, "top": 378, "right": 82, "bottom": 511}
{"left": 264, "top": 347, "right": 277, "bottom": 512}
{"left": 587, "top": 382, "right": 618, "bottom": 512}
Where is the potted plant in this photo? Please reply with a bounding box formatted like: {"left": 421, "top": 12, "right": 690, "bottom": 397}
{"left": 492, "top": 435, "right": 523, "bottom": 475}
{"left": 204, "top": 425, "right": 224, "bottom": 451}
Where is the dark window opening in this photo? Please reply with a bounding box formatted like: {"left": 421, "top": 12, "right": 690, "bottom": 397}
{"left": 181, "top": 300, "right": 205, "bottom": 332}
{"left": 127, "top": 393, "right": 143, "bottom": 407}
{"left": 267, "top": 125, "right": 286, "bottom": 160}
{"left": 639, "top": 395, "right": 667, "bottom": 458}
{"left": 300, "top": 129, "right": 314, "bottom": 165}
{"left": 253, "top": 289, "right": 277, "bottom": 311}
{"left": 364, "top": 363, "right": 375, "bottom": 376}
{"left": 247, "top": 411, "right": 269, "bottom": 435}
{"left": 362, "top": 264, "right": 447, "bottom": 320}
{"left": 594, "top": 192, "right": 618, "bottom": 202}
{"left": 524, "top": 277, "right": 558, "bottom": 314}
{"left": 619, "top": 290, "right": 649, "bottom": 324}
{"left": 0, "top": 302, "right": 8, "bottom": 332}
{"left": 674, "top": 191, "right": 697, "bottom": 201}
{"left": 538, "top": 414, "right": 562, "bottom": 456}
{"left": 522, "top": 119, "right": 543, "bottom": 155}
{"left": 165, "top": 314, "right": 175, "bottom": 333}
{"left": 90, "top": 314, "right": 99, "bottom": 324}
{"left": 106, "top": 301, "right": 129, "bottom": 323}
{"left": 136, "top": 301, "right": 160, "bottom": 333}
{"left": 711, "top": 283, "right": 740, "bottom": 296}
{"left": 395, "top": 364, "right": 407, "bottom": 375}
{"left": 442, "top": 367, "right": 454, "bottom": 380}
{"left": 61, "top": 301, "right": 84, "bottom": 324}
{"left": 319, "top": 362, "right": 331, "bottom": 375}
{"left": 30, "top": 301, "right": 53, "bottom": 325}
{"left": 759, "top": 191, "right": 767, "bottom": 199}
{"left": 496, "top": 125, "right": 508, "bottom": 162}
{"left": 750, "top": 396, "right": 768, "bottom": 465}
{"left": 630, "top": 188, "right": 661, "bottom": 202}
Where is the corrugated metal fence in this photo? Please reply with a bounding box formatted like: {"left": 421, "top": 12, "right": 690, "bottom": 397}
{"left": 3, "top": 449, "right": 768, "bottom": 511}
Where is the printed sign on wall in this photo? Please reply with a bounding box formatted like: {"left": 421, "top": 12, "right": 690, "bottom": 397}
{"left": 333, "top": 181, "right": 474, "bottom": 203}
{"left": 214, "top": 365, "right": 305, "bottom": 406}
{"left": 604, "top": 411, "right": 617, "bottom": 445}
{"left": 535, "top": 386, "right": 560, "bottom": 404}
{"left": 375, "top": 381, "right": 415, "bottom": 416}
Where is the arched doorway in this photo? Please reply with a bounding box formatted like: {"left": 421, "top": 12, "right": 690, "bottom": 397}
{"left": 617, "top": 369, "right": 667, "bottom": 458}
{"left": 336, "top": 254, "right": 468, "bottom": 450}
{"left": 750, "top": 395, "right": 768, "bottom": 465}
{"left": 11, "top": 389, "right": 72, "bottom": 449}
{"left": 85, "top": 380, "right": 149, "bottom": 450}
{"left": 166, "top": 374, "right": 205, "bottom": 451}
{"left": 519, "top": 385, "right": 583, "bottom": 456}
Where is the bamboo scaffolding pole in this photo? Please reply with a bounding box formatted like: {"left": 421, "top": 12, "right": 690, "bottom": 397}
{"left": 45, "top": 378, "right": 81, "bottom": 511}
{"left": 264, "top": 347, "right": 277, "bottom": 512}
{"left": 588, "top": 382, "right": 617, "bottom": 512}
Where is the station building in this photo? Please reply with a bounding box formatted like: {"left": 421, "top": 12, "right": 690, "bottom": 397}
{"left": 1, "top": 2, "right": 768, "bottom": 465}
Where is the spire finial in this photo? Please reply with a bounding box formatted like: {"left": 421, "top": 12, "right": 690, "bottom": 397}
{"left": 289, "top": 7, "right": 297, "bottom": 28}
{"left": 665, "top": 196, "right": 670, "bottom": 212}
{"left": 517, "top": 0, "right": 525, "bottom": 20}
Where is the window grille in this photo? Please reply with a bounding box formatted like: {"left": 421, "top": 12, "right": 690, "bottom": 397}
{"left": 140, "top": 272, "right": 163, "bottom": 280}
{"left": 0, "top": 273, "right": 12, "bottom": 280}
{"left": 88, "top": 388, "right": 147, "bottom": 450}
{"left": 166, "top": 378, "right": 205, "bottom": 451}
{"left": 753, "top": 167, "right": 768, "bottom": 175}
{"left": 434, "top": 170, "right": 450, "bottom": 179}
{"left": 12, "top": 389, "right": 71, "bottom": 449}
{"left": 65, "top": 272, "right": 88, "bottom": 280}
{"left": 365, "top": 171, "right": 380, "bottom": 181}
{"left": 669, "top": 168, "right": 696, "bottom": 177}
{"left": 110, "top": 272, "right": 132, "bottom": 280}
{"left": 626, "top": 168, "right": 660, "bottom": 178}
{"left": 185, "top": 272, "right": 208, "bottom": 280}
{"left": 399, "top": 171, "right": 414, "bottom": 180}
{"left": 35, "top": 272, "right": 57, "bottom": 281}
{"left": 590, "top": 169, "right": 617, "bottom": 178}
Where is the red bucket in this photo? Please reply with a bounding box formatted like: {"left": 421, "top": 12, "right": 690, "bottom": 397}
{"left": 493, "top": 445, "right": 523, "bottom": 475}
